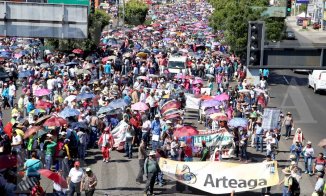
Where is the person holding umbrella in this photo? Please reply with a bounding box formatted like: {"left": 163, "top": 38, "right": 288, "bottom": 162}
{"left": 81, "top": 168, "right": 97, "bottom": 196}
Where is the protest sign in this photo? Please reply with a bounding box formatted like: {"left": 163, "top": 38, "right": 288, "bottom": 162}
{"left": 262, "top": 108, "right": 281, "bottom": 130}
{"left": 159, "top": 158, "right": 279, "bottom": 194}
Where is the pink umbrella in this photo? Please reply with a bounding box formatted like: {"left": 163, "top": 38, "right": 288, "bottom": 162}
{"left": 192, "top": 79, "right": 203, "bottom": 85}
{"left": 214, "top": 93, "right": 229, "bottom": 101}
{"left": 131, "top": 102, "right": 149, "bottom": 111}
{"left": 34, "top": 89, "right": 51, "bottom": 97}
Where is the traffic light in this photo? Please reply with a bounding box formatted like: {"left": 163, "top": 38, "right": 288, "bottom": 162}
{"left": 247, "top": 21, "right": 265, "bottom": 67}
{"left": 90, "top": 0, "right": 95, "bottom": 14}
{"left": 286, "top": 0, "right": 292, "bottom": 16}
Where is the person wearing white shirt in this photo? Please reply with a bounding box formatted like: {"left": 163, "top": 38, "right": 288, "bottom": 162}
{"left": 11, "top": 130, "right": 22, "bottom": 152}
{"left": 67, "top": 161, "right": 84, "bottom": 196}
{"left": 8, "top": 82, "right": 16, "bottom": 108}
{"left": 303, "top": 141, "right": 314, "bottom": 175}
{"left": 265, "top": 135, "right": 277, "bottom": 160}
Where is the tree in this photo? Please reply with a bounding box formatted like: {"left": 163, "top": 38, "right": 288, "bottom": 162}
{"left": 209, "top": 0, "right": 284, "bottom": 56}
{"left": 123, "top": 0, "right": 149, "bottom": 25}
{"left": 45, "top": 9, "right": 110, "bottom": 53}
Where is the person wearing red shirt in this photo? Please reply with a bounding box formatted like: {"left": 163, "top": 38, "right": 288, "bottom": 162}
{"left": 313, "top": 153, "right": 326, "bottom": 177}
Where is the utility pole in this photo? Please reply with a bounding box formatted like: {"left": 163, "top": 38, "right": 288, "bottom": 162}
{"left": 321, "top": 0, "right": 325, "bottom": 31}
{"left": 122, "top": 0, "right": 125, "bottom": 28}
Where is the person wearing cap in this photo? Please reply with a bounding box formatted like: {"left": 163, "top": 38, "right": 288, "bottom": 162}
{"left": 303, "top": 141, "right": 315, "bottom": 175}
{"left": 265, "top": 134, "right": 277, "bottom": 160}
{"left": 81, "top": 168, "right": 97, "bottom": 196}
{"left": 313, "top": 172, "right": 325, "bottom": 196}
{"left": 144, "top": 150, "right": 161, "bottom": 196}
{"left": 279, "top": 167, "right": 300, "bottom": 196}
{"left": 44, "top": 134, "right": 57, "bottom": 170}
{"left": 67, "top": 161, "right": 84, "bottom": 196}
{"left": 98, "top": 127, "right": 114, "bottom": 162}
{"left": 254, "top": 118, "right": 264, "bottom": 152}
{"left": 282, "top": 112, "right": 294, "bottom": 140}
{"left": 313, "top": 153, "right": 325, "bottom": 177}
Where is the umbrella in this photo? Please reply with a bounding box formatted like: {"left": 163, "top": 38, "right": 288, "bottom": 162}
{"left": 131, "top": 102, "right": 149, "bottom": 111}
{"left": 64, "top": 95, "right": 76, "bottom": 103}
{"left": 40, "top": 63, "right": 50, "bottom": 68}
{"left": 107, "top": 56, "right": 117, "bottom": 60}
{"left": 97, "top": 106, "right": 115, "bottom": 115}
{"left": 76, "top": 69, "right": 91, "bottom": 75}
{"left": 192, "top": 78, "right": 203, "bottom": 85}
{"left": 34, "top": 129, "right": 48, "bottom": 138}
{"left": 65, "top": 62, "right": 79, "bottom": 67}
{"left": 161, "top": 100, "right": 181, "bottom": 114}
{"left": 318, "top": 138, "right": 326, "bottom": 147}
{"left": 210, "top": 112, "right": 228, "bottom": 121}
{"left": 24, "top": 126, "right": 43, "bottom": 139}
{"left": 18, "top": 70, "right": 33, "bottom": 78}
{"left": 238, "top": 89, "right": 251, "bottom": 93}
{"left": 4, "top": 122, "right": 13, "bottom": 138}
{"left": 34, "top": 89, "right": 51, "bottom": 97}
{"left": 72, "top": 48, "right": 83, "bottom": 54}
{"left": 43, "top": 117, "right": 67, "bottom": 127}
{"left": 254, "top": 88, "right": 266, "bottom": 94}
{"left": 34, "top": 115, "right": 51, "bottom": 125}
{"left": 137, "top": 52, "right": 147, "bottom": 58}
{"left": 59, "top": 108, "right": 80, "bottom": 118}
{"left": 137, "top": 76, "right": 148, "bottom": 80}
{"left": 70, "top": 122, "right": 88, "bottom": 129}
{"left": 163, "top": 113, "right": 181, "bottom": 120}
{"left": 35, "top": 100, "right": 52, "bottom": 110}
{"left": 0, "top": 155, "right": 18, "bottom": 170}
{"left": 148, "top": 74, "right": 159, "bottom": 78}
{"left": 202, "top": 99, "right": 221, "bottom": 108}
{"left": 123, "top": 52, "right": 131, "bottom": 58}
{"left": 76, "top": 93, "right": 95, "bottom": 100}
{"left": 38, "top": 169, "right": 68, "bottom": 188}
{"left": 174, "top": 126, "right": 199, "bottom": 138}
{"left": 214, "top": 93, "right": 229, "bottom": 101}
{"left": 228, "top": 118, "right": 248, "bottom": 128}
{"left": 83, "top": 63, "right": 95, "bottom": 70}
{"left": 30, "top": 109, "right": 46, "bottom": 115}
{"left": 108, "top": 99, "right": 129, "bottom": 109}
{"left": 206, "top": 74, "right": 215, "bottom": 79}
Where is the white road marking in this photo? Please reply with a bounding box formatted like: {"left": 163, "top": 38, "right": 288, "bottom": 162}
{"left": 283, "top": 75, "right": 290, "bottom": 85}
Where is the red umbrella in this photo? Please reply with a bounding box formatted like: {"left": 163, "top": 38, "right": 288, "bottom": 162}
{"left": 173, "top": 126, "right": 199, "bottom": 138}
{"left": 163, "top": 113, "right": 181, "bottom": 120}
{"left": 43, "top": 117, "right": 67, "bottom": 127}
{"left": 38, "top": 169, "right": 68, "bottom": 188}
{"left": 24, "top": 126, "right": 43, "bottom": 139}
{"left": 0, "top": 155, "right": 18, "bottom": 169}
{"left": 72, "top": 48, "right": 83, "bottom": 54}
{"left": 36, "top": 100, "right": 52, "bottom": 110}
{"left": 161, "top": 100, "right": 181, "bottom": 114}
{"left": 4, "top": 122, "right": 13, "bottom": 138}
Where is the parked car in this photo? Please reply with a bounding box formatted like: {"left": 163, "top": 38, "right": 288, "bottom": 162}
{"left": 285, "top": 31, "right": 296, "bottom": 40}
{"left": 308, "top": 70, "right": 326, "bottom": 94}
{"left": 297, "top": 19, "right": 303, "bottom": 26}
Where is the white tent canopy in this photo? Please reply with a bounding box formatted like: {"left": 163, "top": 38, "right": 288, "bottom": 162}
{"left": 296, "top": 12, "right": 311, "bottom": 18}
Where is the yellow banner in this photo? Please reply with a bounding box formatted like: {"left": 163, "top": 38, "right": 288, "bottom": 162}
{"left": 159, "top": 158, "right": 279, "bottom": 194}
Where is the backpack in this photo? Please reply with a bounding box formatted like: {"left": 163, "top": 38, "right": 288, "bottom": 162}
{"left": 289, "top": 176, "right": 300, "bottom": 195}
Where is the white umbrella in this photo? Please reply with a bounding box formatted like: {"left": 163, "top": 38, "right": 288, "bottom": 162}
{"left": 64, "top": 95, "right": 76, "bottom": 103}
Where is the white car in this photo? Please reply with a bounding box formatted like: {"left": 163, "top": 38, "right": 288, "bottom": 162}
{"left": 308, "top": 70, "right": 326, "bottom": 93}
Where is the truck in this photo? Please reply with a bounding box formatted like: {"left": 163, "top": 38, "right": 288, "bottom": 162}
{"left": 167, "top": 56, "right": 188, "bottom": 75}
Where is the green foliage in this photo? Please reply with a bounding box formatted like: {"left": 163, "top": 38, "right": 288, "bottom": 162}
{"left": 123, "top": 0, "right": 149, "bottom": 25}
{"left": 209, "top": 0, "right": 285, "bottom": 56}
{"left": 45, "top": 9, "right": 110, "bottom": 53}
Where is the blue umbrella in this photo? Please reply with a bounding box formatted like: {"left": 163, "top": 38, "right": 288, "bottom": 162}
{"left": 97, "top": 106, "right": 114, "bottom": 115}
{"left": 76, "top": 93, "right": 95, "bottom": 100}
{"left": 228, "top": 118, "right": 248, "bottom": 128}
{"left": 65, "top": 62, "right": 79, "bottom": 67}
{"left": 70, "top": 122, "right": 88, "bottom": 129}
{"left": 59, "top": 108, "right": 80, "bottom": 118}
{"left": 18, "top": 70, "right": 33, "bottom": 78}
{"left": 108, "top": 99, "right": 129, "bottom": 109}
